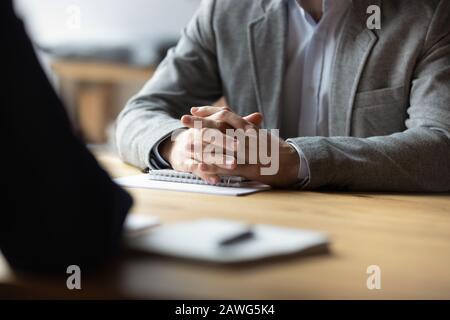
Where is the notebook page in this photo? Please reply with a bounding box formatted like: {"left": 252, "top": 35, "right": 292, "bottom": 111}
{"left": 114, "top": 174, "right": 271, "bottom": 196}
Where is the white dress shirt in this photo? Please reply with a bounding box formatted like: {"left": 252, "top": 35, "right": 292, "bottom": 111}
{"left": 285, "top": 0, "right": 351, "bottom": 183}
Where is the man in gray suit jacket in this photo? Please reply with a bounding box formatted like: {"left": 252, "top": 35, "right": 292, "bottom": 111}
{"left": 116, "top": 0, "right": 450, "bottom": 192}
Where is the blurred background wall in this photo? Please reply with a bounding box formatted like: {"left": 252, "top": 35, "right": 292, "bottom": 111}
{"left": 15, "top": 0, "right": 200, "bottom": 47}
{"left": 13, "top": 0, "right": 201, "bottom": 148}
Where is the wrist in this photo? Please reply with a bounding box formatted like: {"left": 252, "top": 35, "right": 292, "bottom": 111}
{"left": 281, "top": 143, "right": 301, "bottom": 186}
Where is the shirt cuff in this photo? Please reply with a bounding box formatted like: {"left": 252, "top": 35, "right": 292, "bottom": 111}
{"left": 149, "top": 135, "right": 173, "bottom": 170}
{"left": 287, "top": 140, "right": 311, "bottom": 188}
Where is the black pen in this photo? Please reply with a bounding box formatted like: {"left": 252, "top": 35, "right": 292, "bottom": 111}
{"left": 219, "top": 229, "right": 255, "bottom": 246}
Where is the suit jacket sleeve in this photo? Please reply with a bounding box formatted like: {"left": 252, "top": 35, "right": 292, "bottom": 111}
{"left": 116, "top": 0, "right": 223, "bottom": 169}
{"left": 289, "top": 1, "right": 450, "bottom": 192}
{"left": 0, "top": 0, "right": 132, "bottom": 273}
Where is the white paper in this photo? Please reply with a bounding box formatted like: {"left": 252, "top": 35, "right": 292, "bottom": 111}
{"left": 115, "top": 174, "right": 271, "bottom": 196}
{"left": 127, "top": 219, "right": 329, "bottom": 263}
{"left": 124, "top": 214, "right": 160, "bottom": 236}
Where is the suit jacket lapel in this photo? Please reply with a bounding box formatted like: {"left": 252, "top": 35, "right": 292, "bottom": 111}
{"left": 248, "top": 0, "right": 288, "bottom": 130}
{"left": 329, "top": 0, "right": 380, "bottom": 136}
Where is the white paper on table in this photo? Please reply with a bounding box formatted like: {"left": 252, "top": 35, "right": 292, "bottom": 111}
{"left": 124, "top": 214, "right": 160, "bottom": 236}
{"left": 127, "top": 219, "right": 329, "bottom": 263}
{"left": 115, "top": 174, "right": 271, "bottom": 196}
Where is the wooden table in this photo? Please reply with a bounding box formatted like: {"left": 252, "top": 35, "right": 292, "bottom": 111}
{"left": 1, "top": 153, "right": 450, "bottom": 299}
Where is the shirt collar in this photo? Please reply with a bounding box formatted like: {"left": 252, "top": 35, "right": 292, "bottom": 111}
{"left": 291, "top": 0, "right": 351, "bottom": 26}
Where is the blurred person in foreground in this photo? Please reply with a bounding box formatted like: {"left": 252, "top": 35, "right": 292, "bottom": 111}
{"left": 0, "top": 0, "right": 132, "bottom": 273}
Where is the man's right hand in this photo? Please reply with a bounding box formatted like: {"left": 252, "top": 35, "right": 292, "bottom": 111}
{"left": 159, "top": 127, "right": 238, "bottom": 185}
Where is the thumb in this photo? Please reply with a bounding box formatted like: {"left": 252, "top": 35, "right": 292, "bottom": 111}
{"left": 244, "top": 112, "right": 263, "bottom": 127}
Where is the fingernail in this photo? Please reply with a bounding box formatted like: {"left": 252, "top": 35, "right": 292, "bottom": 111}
{"left": 191, "top": 107, "right": 198, "bottom": 113}
{"left": 181, "top": 115, "right": 192, "bottom": 123}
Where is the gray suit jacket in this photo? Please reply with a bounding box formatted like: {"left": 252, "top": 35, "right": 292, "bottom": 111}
{"left": 116, "top": 0, "right": 450, "bottom": 192}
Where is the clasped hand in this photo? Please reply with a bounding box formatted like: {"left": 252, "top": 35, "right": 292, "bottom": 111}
{"left": 160, "top": 106, "right": 300, "bottom": 187}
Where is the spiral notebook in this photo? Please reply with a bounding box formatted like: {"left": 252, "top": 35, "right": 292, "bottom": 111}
{"left": 115, "top": 170, "right": 271, "bottom": 196}
{"left": 148, "top": 169, "right": 247, "bottom": 187}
